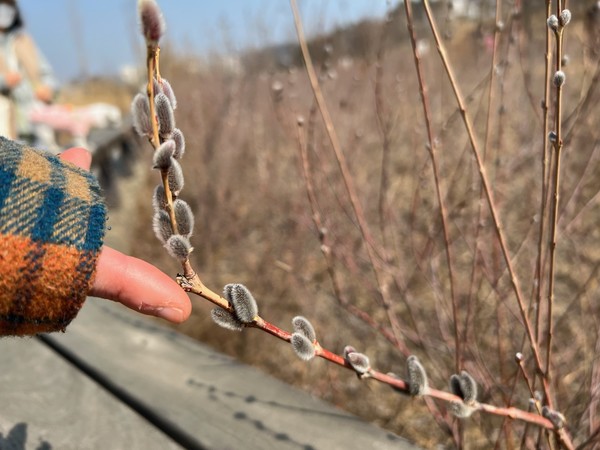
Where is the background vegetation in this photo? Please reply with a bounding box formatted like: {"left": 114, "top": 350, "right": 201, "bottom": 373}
{"left": 92, "top": 1, "right": 600, "bottom": 447}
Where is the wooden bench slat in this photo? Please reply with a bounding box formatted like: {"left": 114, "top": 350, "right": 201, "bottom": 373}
{"left": 0, "top": 336, "right": 181, "bottom": 450}
{"left": 50, "top": 299, "right": 419, "bottom": 450}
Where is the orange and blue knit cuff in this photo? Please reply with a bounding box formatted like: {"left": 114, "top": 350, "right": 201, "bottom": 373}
{"left": 0, "top": 138, "right": 106, "bottom": 336}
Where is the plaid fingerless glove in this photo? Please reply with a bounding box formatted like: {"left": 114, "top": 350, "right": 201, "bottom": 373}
{"left": 0, "top": 138, "right": 106, "bottom": 336}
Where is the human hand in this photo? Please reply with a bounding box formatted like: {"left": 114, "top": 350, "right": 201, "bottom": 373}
{"left": 4, "top": 71, "right": 21, "bottom": 88}
{"left": 35, "top": 84, "right": 53, "bottom": 103}
{"left": 58, "top": 147, "right": 192, "bottom": 323}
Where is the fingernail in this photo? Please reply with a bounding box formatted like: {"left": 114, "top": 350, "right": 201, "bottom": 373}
{"left": 157, "top": 307, "right": 184, "bottom": 323}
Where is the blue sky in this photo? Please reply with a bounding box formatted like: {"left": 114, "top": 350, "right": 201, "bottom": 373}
{"left": 18, "top": 0, "right": 389, "bottom": 82}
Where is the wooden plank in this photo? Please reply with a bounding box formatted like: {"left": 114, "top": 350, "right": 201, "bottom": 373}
{"left": 52, "top": 299, "right": 420, "bottom": 450}
{"left": 0, "top": 337, "right": 181, "bottom": 450}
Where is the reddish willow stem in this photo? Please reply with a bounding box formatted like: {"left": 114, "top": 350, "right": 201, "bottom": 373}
{"left": 175, "top": 274, "right": 558, "bottom": 431}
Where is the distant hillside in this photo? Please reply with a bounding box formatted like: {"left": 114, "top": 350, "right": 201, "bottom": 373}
{"left": 240, "top": 1, "right": 598, "bottom": 73}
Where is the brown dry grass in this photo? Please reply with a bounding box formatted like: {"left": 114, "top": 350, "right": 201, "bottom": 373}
{"left": 121, "top": 6, "right": 600, "bottom": 448}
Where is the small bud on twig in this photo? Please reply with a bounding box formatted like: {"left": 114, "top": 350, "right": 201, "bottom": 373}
{"left": 559, "top": 9, "right": 571, "bottom": 27}
{"left": 152, "top": 210, "right": 172, "bottom": 243}
{"left": 449, "top": 371, "right": 478, "bottom": 419}
{"left": 165, "top": 235, "right": 193, "bottom": 262}
{"left": 173, "top": 199, "right": 194, "bottom": 237}
{"left": 292, "top": 316, "right": 316, "bottom": 342}
{"left": 132, "top": 93, "right": 151, "bottom": 137}
{"left": 542, "top": 406, "right": 566, "bottom": 429}
{"left": 138, "top": 0, "right": 165, "bottom": 46}
{"left": 406, "top": 355, "right": 428, "bottom": 396}
{"left": 553, "top": 71, "right": 566, "bottom": 88}
{"left": 171, "top": 128, "right": 186, "bottom": 159}
{"left": 547, "top": 15, "right": 559, "bottom": 32}
{"left": 167, "top": 159, "right": 184, "bottom": 196}
{"left": 223, "top": 284, "right": 258, "bottom": 323}
{"left": 344, "top": 349, "right": 370, "bottom": 375}
{"left": 160, "top": 78, "right": 177, "bottom": 110}
{"left": 211, "top": 308, "right": 243, "bottom": 331}
{"left": 291, "top": 333, "right": 315, "bottom": 361}
{"left": 343, "top": 345, "right": 357, "bottom": 359}
{"left": 456, "top": 371, "right": 478, "bottom": 405}
{"left": 152, "top": 184, "right": 167, "bottom": 212}
{"left": 156, "top": 93, "right": 175, "bottom": 138}
{"left": 448, "top": 401, "right": 475, "bottom": 419}
{"left": 348, "top": 352, "right": 370, "bottom": 374}
{"left": 153, "top": 140, "right": 175, "bottom": 170}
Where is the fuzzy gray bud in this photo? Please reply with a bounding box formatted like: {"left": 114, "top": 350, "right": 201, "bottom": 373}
{"left": 223, "top": 283, "right": 258, "bottom": 323}
{"left": 547, "top": 15, "right": 559, "bottom": 31}
{"left": 173, "top": 199, "right": 194, "bottom": 237}
{"left": 153, "top": 140, "right": 175, "bottom": 170}
{"left": 291, "top": 333, "right": 315, "bottom": 361}
{"left": 553, "top": 70, "right": 566, "bottom": 87}
{"left": 171, "top": 128, "right": 186, "bottom": 159}
{"left": 343, "top": 345, "right": 357, "bottom": 359}
{"left": 138, "top": 0, "right": 165, "bottom": 46}
{"left": 450, "top": 371, "right": 478, "bottom": 406}
{"left": 167, "top": 158, "right": 184, "bottom": 196}
{"left": 406, "top": 355, "right": 428, "bottom": 396}
{"left": 131, "top": 93, "right": 151, "bottom": 136}
{"left": 292, "top": 316, "right": 316, "bottom": 342}
{"left": 165, "top": 235, "right": 193, "bottom": 262}
{"left": 448, "top": 401, "right": 475, "bottom": 419}
{"left": 156, "top": 93, "right": 175, "bottom": 138}
{"left": 152, "top": 184, "right": 167, "bottom": 212}
{"left": 459, "top": 371, "right": 477, "bottom": 405}
{"left": 211, "top": 308, "right": 243, "bottom": 331}
{"left": 559, "top": 9, "right": 571, "bottom": 27}
{"left": 542, "top": 406, "right": 566, "bottom": 429}
{"left": 160, "top": 78, "right": 177, "bottom": 110}
{"left": 152, "top": 210, "right": 172, "bottom": 243}
{"left": 346, "top": 352, "right": 370, "bottom": 375}
{"left": 548, "top": 131, "right": 558, "bottom": 143}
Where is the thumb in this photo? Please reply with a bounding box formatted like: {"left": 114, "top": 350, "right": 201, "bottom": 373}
{"left": 58, "top": 147, "right": 92, "bottom": 171}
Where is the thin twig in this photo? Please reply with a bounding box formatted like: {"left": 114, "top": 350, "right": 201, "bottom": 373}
{"left": 420, "top": 2, "right": 574, "bottom": 448}
{"left": 402, "top": 0, "right": 460, "bottom": 376}
{"left": 535, "top": 0, "right": 554, "bottom": 347}
{"left": 421, "top": 0, "right": 552, "bottom": 408}
{"left": 545, "top": 8, "right": 566, "bottom": 389}
{"left": 289, "top": 0, "right": 405, "bottom": 349}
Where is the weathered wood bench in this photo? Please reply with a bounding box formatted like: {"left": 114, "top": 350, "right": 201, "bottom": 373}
{"left": 0, "top": 145, "right": 420, "bottom": 450}
{"left": 0, "top": 299, "right": 418, "bottom": 449}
